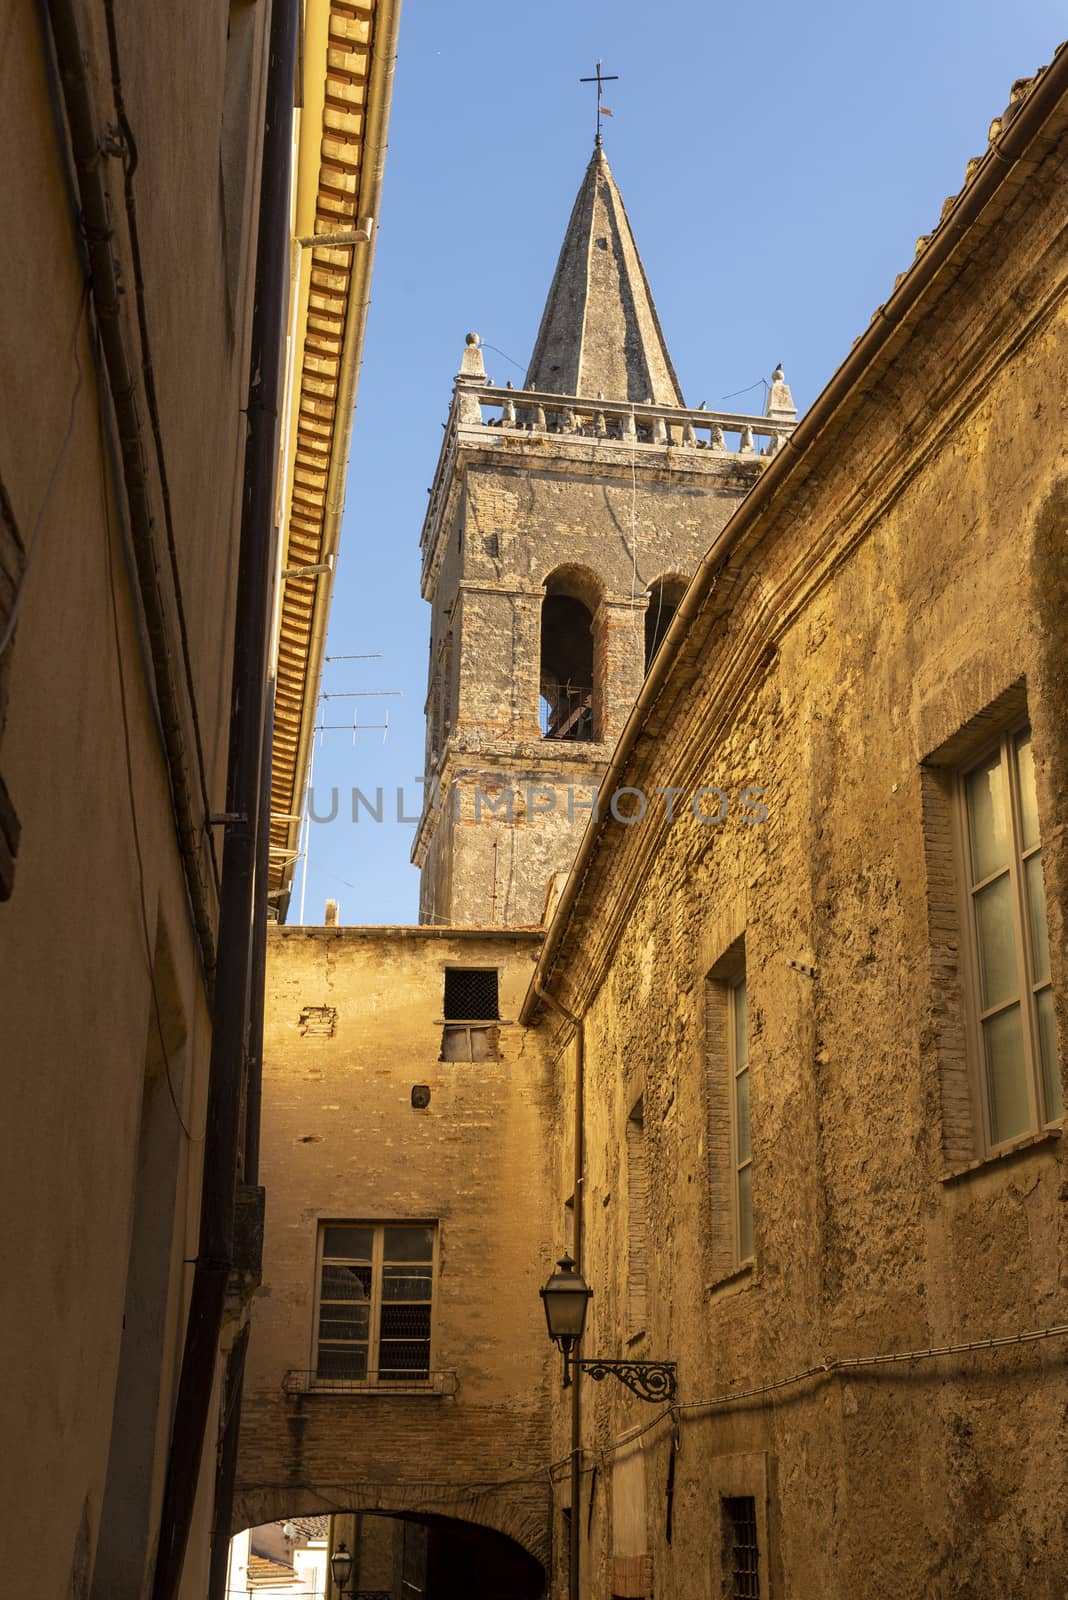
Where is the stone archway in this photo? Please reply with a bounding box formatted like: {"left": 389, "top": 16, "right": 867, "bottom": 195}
{"left": 233, "top": 1477, "right": 550, "bottom": 1583}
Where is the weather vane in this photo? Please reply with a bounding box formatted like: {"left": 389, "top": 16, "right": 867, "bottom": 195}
{"left": 579, "top": 60, "right": 618, "bottom": 147}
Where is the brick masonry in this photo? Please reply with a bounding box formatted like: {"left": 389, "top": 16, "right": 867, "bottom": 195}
{"left": 237, "top": 927, "right": 557, "bottom": 1572}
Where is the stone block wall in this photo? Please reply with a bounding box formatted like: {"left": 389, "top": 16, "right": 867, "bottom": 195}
{"left": 536, "top": 113, "right": 1068, "bottom": 1600}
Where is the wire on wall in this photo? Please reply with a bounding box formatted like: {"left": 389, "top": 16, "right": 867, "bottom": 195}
{"left": 97, "top": 353, "right": 201, "bottom": 1143}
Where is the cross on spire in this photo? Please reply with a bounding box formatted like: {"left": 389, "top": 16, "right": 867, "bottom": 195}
{"left": 579, "top": 60, "right": 618, "bottom": 147}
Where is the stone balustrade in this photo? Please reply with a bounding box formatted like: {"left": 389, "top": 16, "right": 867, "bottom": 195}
{"left": 454, "top": 381, "right": 795, "bottom": 457}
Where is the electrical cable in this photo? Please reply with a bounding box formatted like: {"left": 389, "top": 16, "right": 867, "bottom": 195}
{"left": 479, "top": 341, "right": 527, "bottom": 374}
{"left": 245, "top": 1316, "right": 1068, "bottom": 1519}
{"left": 721, "top": 376, "right": 769, "bottom": 403}
{"left": 97, "top": 340, "right": 202, "bottom": 1144}
{"left": 0, "top": 288, "right": 88, "bottom": 658}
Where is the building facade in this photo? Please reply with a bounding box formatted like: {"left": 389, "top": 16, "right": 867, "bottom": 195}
{"left": 523, "top": 48, "right": 1068, "bottom": 1600}
{"left": 0, "top": 2, "right": 398, "bottom": 1596}
{"left": 238, "top": 926, "right": 556, "bottom": 1595}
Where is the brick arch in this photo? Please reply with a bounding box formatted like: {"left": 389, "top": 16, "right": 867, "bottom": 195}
{"left": 232, "top": 1478, "right": 550, "bottom": 1571}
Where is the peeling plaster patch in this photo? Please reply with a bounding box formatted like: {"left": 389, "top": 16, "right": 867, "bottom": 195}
{"left": 298, "top": 1004, "right": 336, "bottom": 1038}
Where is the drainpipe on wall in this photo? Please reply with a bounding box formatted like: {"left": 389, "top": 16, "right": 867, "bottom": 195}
{"left": 150, "top": 1, "right": 299, "bottom": 1595}
{"left": 533, "top": 975, "right": 585, "bottom": 1600}
{"left": 41, "top": 0, "right": 219, "bottom": 990}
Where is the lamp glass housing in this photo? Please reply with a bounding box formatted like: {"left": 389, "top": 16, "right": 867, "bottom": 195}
{"left": 540, "top": 1254, "right": 592, "bottom": 1348}
{"left": 330, "top": 1542, "right": 353, "bottom": 1589}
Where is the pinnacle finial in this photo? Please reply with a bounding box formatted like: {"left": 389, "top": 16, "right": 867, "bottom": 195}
{"left": 457, "top": 331, "right": 486, "bottom": 383}
{"left": 765, "top": 363, "right": 796, "bottom": 422}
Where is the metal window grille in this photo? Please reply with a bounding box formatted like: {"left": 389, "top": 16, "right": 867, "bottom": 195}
{"left": 722, "top": 1496, "right": 760, "bottom": 1600}
{"left": 443, "top": 967, "right": 498, "bottom": 1020}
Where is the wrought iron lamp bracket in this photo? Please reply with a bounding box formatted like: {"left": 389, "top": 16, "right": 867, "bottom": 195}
{"left": 571, "top": 1357, "right": 677, "bottom": 1403}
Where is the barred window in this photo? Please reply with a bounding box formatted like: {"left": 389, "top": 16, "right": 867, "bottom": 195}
{"left": 721, "top": 1496, "right": 760, "bottom": 1599}
{"left": 441, "top": 968, "right": 499, "bottom": 1062}
{"left": 443, "top": 967, "right": 499, "bottom": 1020}
{"left": 314, "top": 1223, "right": 434, "bottom": 1384}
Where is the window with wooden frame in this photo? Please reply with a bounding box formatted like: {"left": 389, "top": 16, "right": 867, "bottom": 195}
{"left": 440, "top": 967, "right": 499, "bottom": 1061}
{"left": 729, "top": 976, "right": 753, "bottom": 1262}
{"left": 958, "top": 726, "right": 1061, "bottom": 1148}
{"left": 705, "top": 939, "right": 754, "bottom": 1276}
{"left": 314, "top": 1222, "right": 435, "bottom": 1384}
{"left": 626, "top": 1097, "right": 648, "bottom": 1337}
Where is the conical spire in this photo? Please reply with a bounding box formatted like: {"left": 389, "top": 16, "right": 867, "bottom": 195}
{"left": 525, "top": 147, "right": 684, "bottom": 406}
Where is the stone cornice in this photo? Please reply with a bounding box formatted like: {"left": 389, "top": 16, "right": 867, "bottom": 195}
{"left": 419, "top": 393, "right": 778, "bottom": 601}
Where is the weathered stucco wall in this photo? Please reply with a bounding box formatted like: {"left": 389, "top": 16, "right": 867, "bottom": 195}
{"left": 536, "top": 95, "right": 1068, "bottom": 1600}
{"left": 0, "top": 4, "right": 270, "bottom": 1594}
{"left": 238, "top": 927, "right": 557, "bottom": 1573}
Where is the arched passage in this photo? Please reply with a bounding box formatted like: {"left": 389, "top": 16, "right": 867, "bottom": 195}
{"left": 539, "top": 564, "right": 603, "bottom": 741}
{"left": 644, "top": 574, "right": 688, "bottom": 670}
{"left": 233, "top": 1482, "right": 550, "bottom": 1592}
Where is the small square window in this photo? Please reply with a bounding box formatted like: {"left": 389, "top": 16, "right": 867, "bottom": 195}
{"left": 441, "top": 969, "right": 499, "bottom": 1061}
{"left": 443, "top": 967, "right": 499, "bottom": 1020}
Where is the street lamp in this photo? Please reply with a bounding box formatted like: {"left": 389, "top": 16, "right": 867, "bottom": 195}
{"left": 540, "top": 1254, "right": 677, "bottom": 1403}
{"left": 330, "top": 1541, "right": 354, "bottom": 1597}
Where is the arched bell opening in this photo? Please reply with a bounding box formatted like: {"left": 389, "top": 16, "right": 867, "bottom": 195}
{"left": 539, "top": 565, "right": 603, "bottom": 742}
{"left": 644, "top": 574, "right": 688, "bottom": 671}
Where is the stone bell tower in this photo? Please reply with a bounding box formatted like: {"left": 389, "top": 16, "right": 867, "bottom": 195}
{"left": 413, "top": 146, "right": 795, "bottom": 927}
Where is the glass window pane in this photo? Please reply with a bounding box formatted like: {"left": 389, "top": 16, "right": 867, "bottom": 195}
{"left": 732, "top": 978, "right": 748, "bottom": 1070}
{"left": 737, "top": 1163, "right": 753, "bottom": 1261}
{"left": 1016, "top": 731, "right": 1040, "bottom": 852}
{"left": 316, "top": 1345, "right": 367, "bottom": 1381}
{"left": 322, "top": 1226, "right": 373, "bottom": 1261}
{"left": 318, "top": 1307, "right": 369, "bottom": 1340}
{"left": 378, "top": 1345, "right": 431, "bottom": 1379}
{"left": 380, "top": 1303, "right": 431, "bottom": 1341}
{"left": 382, "top": 1266, "right": 433, "bottom": 1301}
{"left": 383, "top": 1225, "right": 435, "bottom": 1262}
{"left": 972, "top": 875, "right": 1019, "bottom": 1010}
{"left": 1036, "top": 987, "right": 1062, "bottom": 1121}
{"left": 1024, "top": 851, "right": 1051, "bottom": 985}
{"left": 966, "top": 751, "right": 1010, "bottom": 883}
{"left": 983, "top": 1004, "right": 1030, "bottom": 1144}
{"left": 320, "top": 1263, "right": 371, "bottom": 1300}
{"left": 735, "top": 1068, "right": 751, "bottom": 1163}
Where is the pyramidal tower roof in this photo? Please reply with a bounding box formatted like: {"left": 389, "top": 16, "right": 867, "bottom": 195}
{"left": 524, "top": 147, "right": 684, "bottom": 406}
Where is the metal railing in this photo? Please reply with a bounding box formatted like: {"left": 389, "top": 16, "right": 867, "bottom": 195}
{"left": 282, "top": 1368, "right": 457, "bottom": 1395}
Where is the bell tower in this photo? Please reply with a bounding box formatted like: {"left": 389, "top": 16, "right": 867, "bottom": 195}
{"left": 413, "top": 147, "right": 795, "bottom": 926}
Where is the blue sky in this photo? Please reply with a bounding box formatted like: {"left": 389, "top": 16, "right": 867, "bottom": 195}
{"left": 297, "top": 0, "right": 1063, "bottom": 927}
